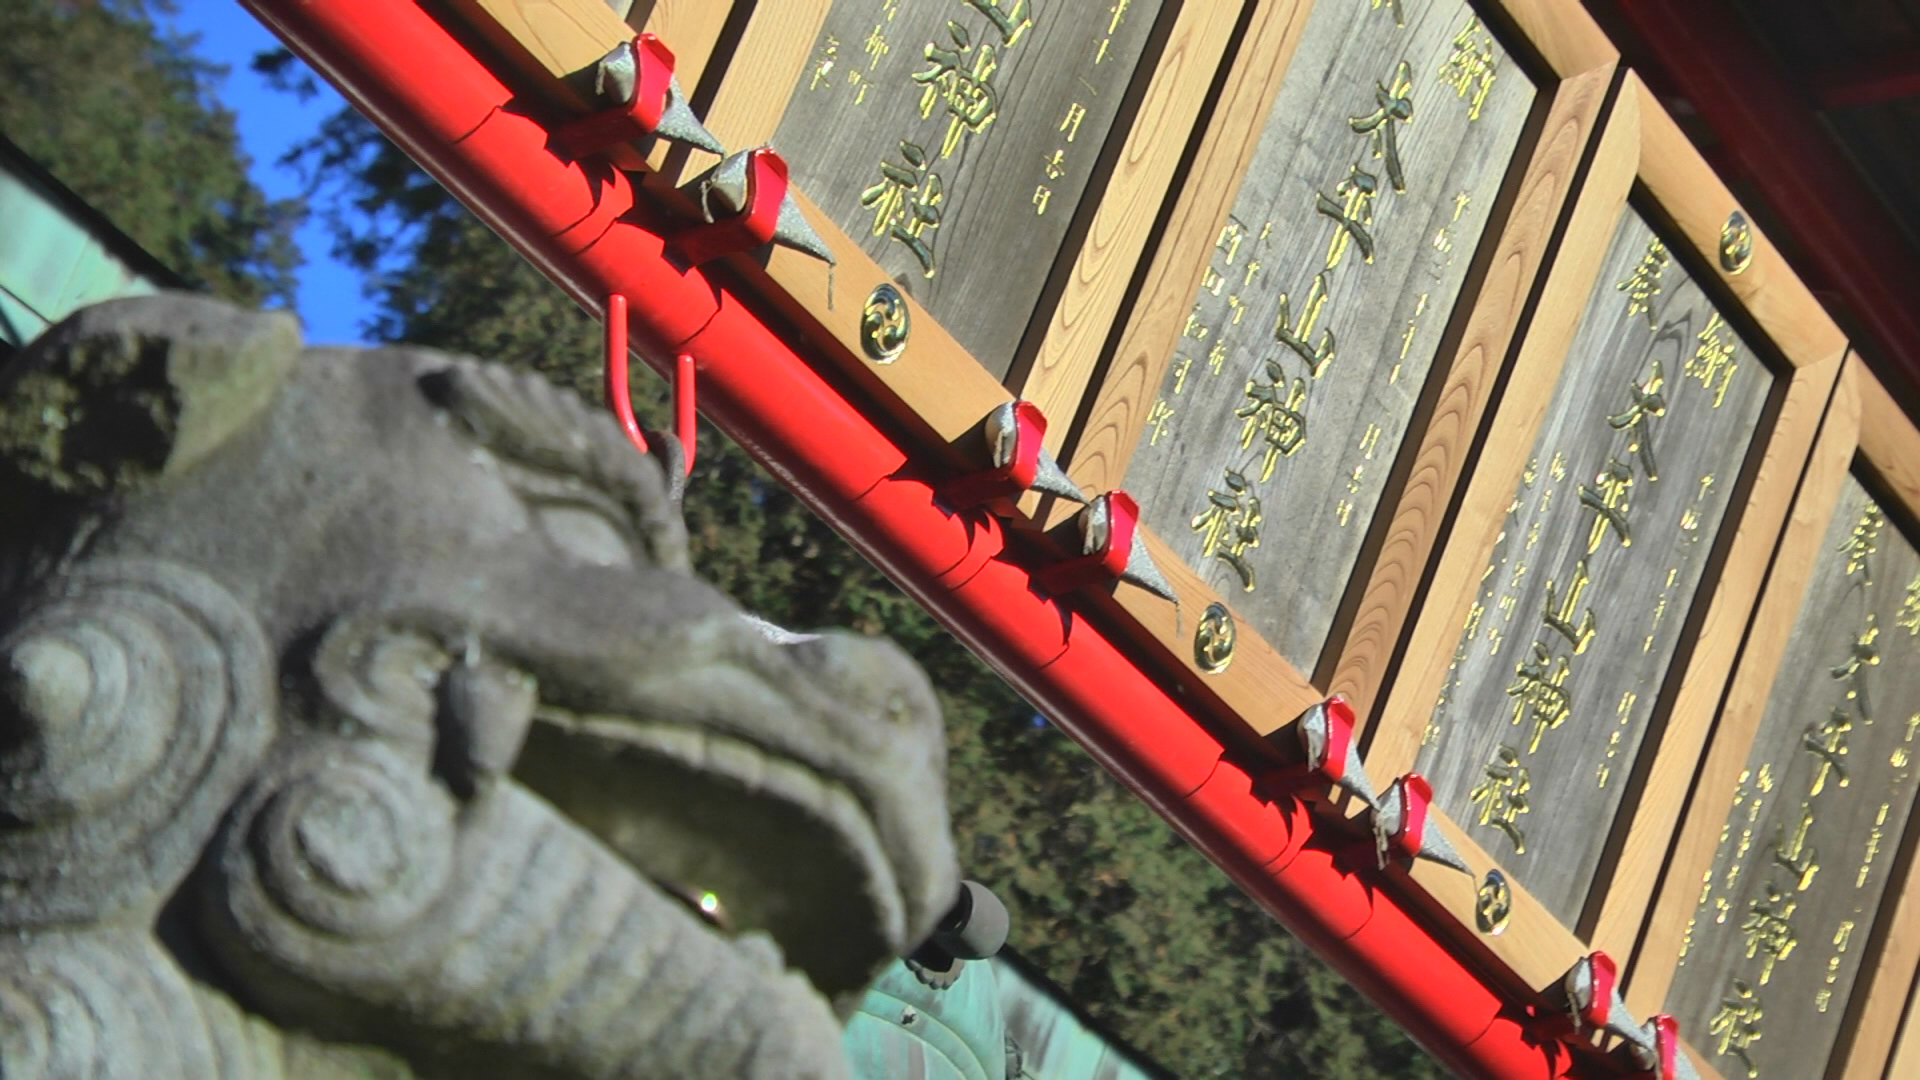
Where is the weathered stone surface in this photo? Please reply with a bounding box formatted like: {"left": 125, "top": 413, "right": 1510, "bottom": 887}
{"left": 0, "top": 294, "right": 961, "bottom": 1079}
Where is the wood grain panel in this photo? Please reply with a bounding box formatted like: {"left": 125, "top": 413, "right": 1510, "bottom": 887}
{"left": 1013, "top": 0, "right": 1247, "bottom": 448}
{"left": 1326, "top": 61, "right": 1611, "bottom": 721}
{"left": 1065, "top": 0, "right": 1315, "bottom": 499}
{"left": 1628, "top": 364, "right": 1866, "bottom": 1020}
{"left": 770, "top": 0, "right": 1167, "bottom": 375}
{"left": 1373, "top": 76, "right": 1844, "bottom": 990}
{"left": 1368, "top": 76, "right": 1644, "bottom": 780}
{"left": 1115, "top": 0, "right": 1537, "bottom": 677}
{"left": 1412, "top": 206, "right": 1774, "bottom": 925}
{"left": 1662, "top": 466, "right": 1920, "bottom": 1080}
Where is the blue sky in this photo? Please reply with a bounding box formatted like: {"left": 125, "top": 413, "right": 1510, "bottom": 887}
{"left": 165, "top": 2, "right": 377, "bottom": 346}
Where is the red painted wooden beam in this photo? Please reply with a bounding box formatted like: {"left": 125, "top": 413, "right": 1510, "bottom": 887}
{"left": 237, "top": 0, "right": 1623, "bottom": 1075}
{"left": 1617, "top": 0, "right": 1920, "bottom": 409}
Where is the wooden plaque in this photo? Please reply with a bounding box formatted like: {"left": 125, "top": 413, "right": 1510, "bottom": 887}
{"left": 772, "top": 0, "right": 1166, "bottom": 376}
{"left": 1664, "top": 469, "right": 1920, "bottom": 1080}
{"left": 1113, "top": 0, "right": 1536, "bottom": 674}
{"left": 1630, "top": 364, "right": 1920, "bottom": 1080}
{"left": 1370, "top": 74, "right": 1844, "bottom": 990}
{"left": 1412, "top": 203, "right": 1773, "bottom": 924}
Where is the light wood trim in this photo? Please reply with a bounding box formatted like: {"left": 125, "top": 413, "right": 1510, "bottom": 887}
{"left": 627, "top": 0, "right": 733, "bottom": 90}
{"left": 1497, "top": 0, "right": 1615, "bottom": 76}
{"left": 1589, "top": 81, "right": 1851, "bottom": 974}
{"left": 1858, "top": 362, "right": 1920, "bottom": 508}
{"left": 1325, "top": 59, "right": 1613, "bottom": 722}
{"left": 1366, "top": 75, "right": 1645, "bottom": 779}
{"left": 1624, "top": 360, "right": 1866, "bottom": 1017}
{"left": 1064, "top": 0, "right": 1316, "bottom": 496}
{"left": 455, "top": 0, "right": 637, "bottom": 99}
{"left": 452, "top": 0, "right": 732, "bottom": 108}
{"left": 1884, "top": 980, "right": 1920, "bottom": 1080}
{"left": 1019, "top": 0, "right": 1282, "bottom": 457}
{"left": 1837, "top": 824, "right": 1920, "bottom": 1079}
{"left": 1637, "top": 87, "right": 1846, "bottom": 367}
{"left": 1405, "top": 811, "right": 1593, "bottom": 994}
{"left": 1107, "top": 533, "right": 1321, "bottom": 737}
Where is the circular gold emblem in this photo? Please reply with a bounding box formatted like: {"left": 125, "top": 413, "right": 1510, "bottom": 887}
{"left": 860, "top": 283, "right": 910, "bottom": 362}
{"left": 1476, "top": 869, "right": 1512, "bottom": 935}
{"left": 1720, "top": 211, "right": 1754, "bottom": 275}
{"left": 1193, "top": 602, "right": 1235, "bottom": 674}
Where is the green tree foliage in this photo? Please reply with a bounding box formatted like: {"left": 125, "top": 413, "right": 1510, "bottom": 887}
{"left": 0, "top": 0, "right": 300, "bottom": 307}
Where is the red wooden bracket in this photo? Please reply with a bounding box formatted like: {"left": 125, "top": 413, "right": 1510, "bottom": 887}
{"left": 603, "top": 293, "right": 696, "bottom": 475}
{"left": 554, "top": 33, "right": 676, "bottom": 159}
{"left": 1382, "top": 773, "right": 1432, "bottom": 862}
{"left": 938, "top": 400, "right": 1046, "bottom": 509}
{"left": 1635, "top": 1014, "right": 1678, "bottom": 1078}
{"left": 1566, "top": 951, "right": 1618, "bottom": 1031}
{"left": 668, "top": 148, "right": 789, "bottom": 266}
{"left": 1034, "top": 491, "right": 1137, "bottom": 595}
{"left": 1257, "top": 696, "right": 1360, "bottom": 802}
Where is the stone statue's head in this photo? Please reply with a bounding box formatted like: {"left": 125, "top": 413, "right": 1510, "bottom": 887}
{"left": 0, "top": 293, "right": 958, "bottom": 1079}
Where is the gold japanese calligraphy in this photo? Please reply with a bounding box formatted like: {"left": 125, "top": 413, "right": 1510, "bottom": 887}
{"left": 777, "top": 0, "right": 1164, "bottom": 373}
{"left": 1421, "top": 209, "right": 1772, "bottom": 921}
{"left": 1125, "top": 0, "right": 1536, "bottom": 674}
{"left": 1668, "top": 477, "right": 1920, "bottom": 1078}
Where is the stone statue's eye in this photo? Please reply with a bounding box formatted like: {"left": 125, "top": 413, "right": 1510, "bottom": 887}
{"left": 533, "top": 502, "right": 636, "bottom": 568}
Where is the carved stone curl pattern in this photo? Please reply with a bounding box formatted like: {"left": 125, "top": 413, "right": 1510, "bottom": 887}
{"left": 0, "top": 294, "right": 959, "bottom": 1079}
{"left": 0, "top": 558, "right": 274, "bottom": 926}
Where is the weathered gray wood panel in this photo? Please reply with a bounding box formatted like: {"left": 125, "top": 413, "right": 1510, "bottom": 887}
{"left": 773, "top": 0, "right": 1163, "bottom": 376}
{"left": 1119, "top": 0, "right": 1534, "bottom": 673}
{"left": 1415, "top": 209, "right": 1774, "bottom": 924}
{"left": 1665, "top": 476, "right": 1920, "bottom": 1080}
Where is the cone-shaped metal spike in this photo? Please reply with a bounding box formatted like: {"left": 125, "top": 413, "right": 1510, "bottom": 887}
{"left": 1297, "top": 698, "right": 1378, "bottom": 808}
{"left": 1413, "top": 814, "right": 1470, "bottom": 874}
{"left": 592, "top": 39, "right": 722, "bottom": 154}
{"left": 1121, "top": 528, "right": 1176, "bottom": 603}
{"left": 1603, "top": 994, "right": 1648, "bottom": 1047}
{"left": 656, "top": 79, "right": 721, "bottom": 153}
{"left": 1031, "top": 452, "right": 1087, "bottom": 502}
{"left": 697, "top": 150, "right": 835, "bottom": 265}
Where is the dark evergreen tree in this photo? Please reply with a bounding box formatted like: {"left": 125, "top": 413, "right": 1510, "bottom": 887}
{"left": 0, "top": 0, "right": 300, "bottom": 307}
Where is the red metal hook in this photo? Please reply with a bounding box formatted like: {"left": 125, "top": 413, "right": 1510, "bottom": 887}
{"left": 605, "top": 293, "right": 647, "bottom": 454}
{"left": 604, "top": 292, "right": 696, "bottom": 475}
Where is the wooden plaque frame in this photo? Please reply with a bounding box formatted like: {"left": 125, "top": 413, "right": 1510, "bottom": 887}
{"left": 1628, "top": 359, "right": 1920, "bottom": 1079}
{"left": 1369, "top": 70, "right": 1845, "bottom": 987}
